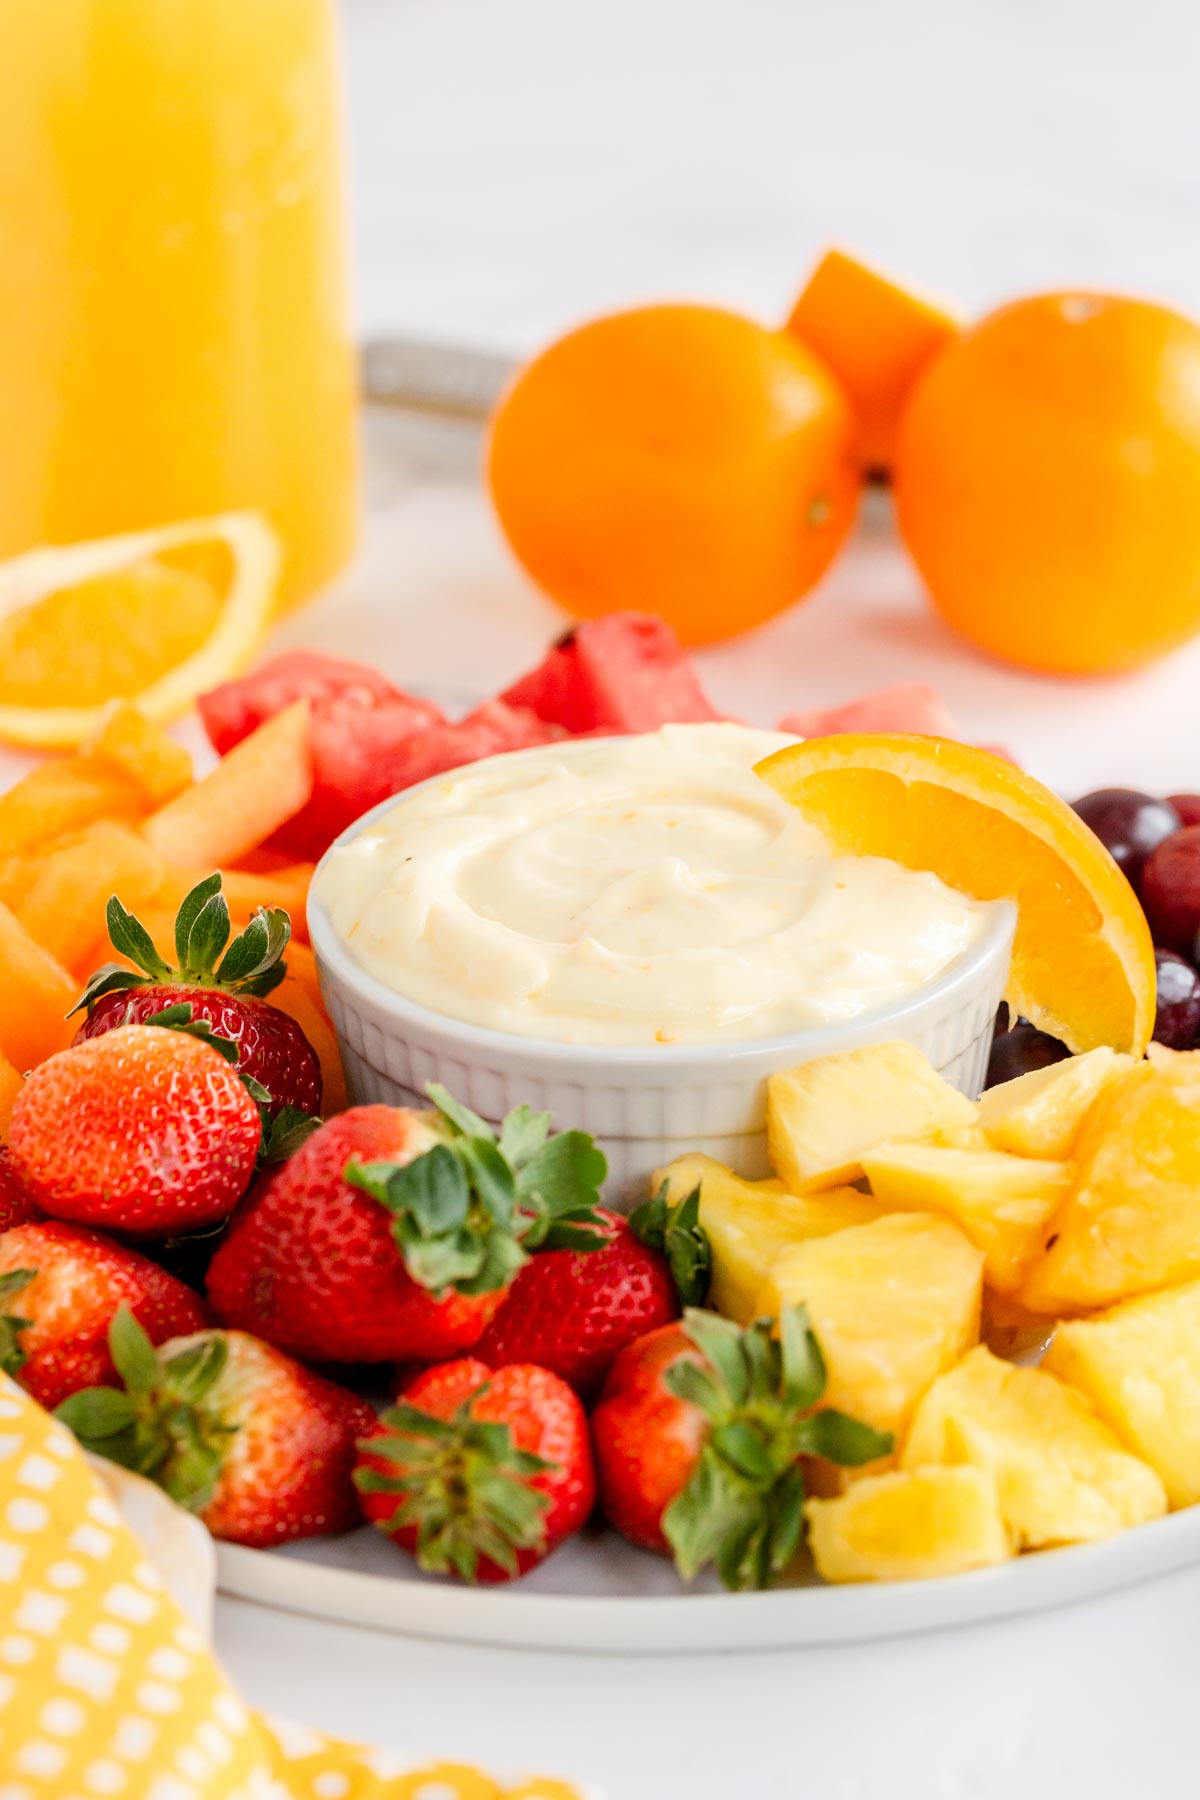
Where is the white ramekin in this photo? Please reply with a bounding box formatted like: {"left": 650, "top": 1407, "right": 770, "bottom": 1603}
{"left": 308, "top": 800, "right": 1016, "bottom": 1203}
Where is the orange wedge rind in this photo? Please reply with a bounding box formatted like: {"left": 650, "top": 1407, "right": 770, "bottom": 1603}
{"left": 756, "top": 734, "right": 1156, "bottom": 1058}
{"left": 785, "top": 249, "right": 960, "bottom": 473}
{"left": 0, "top": 511, "right": 280, "bottom": 747}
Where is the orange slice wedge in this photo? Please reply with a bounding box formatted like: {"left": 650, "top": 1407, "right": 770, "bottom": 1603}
{"left": 756, "top": 734, "right": 1156, "bottom": 1056}
{"left": 785, "top": 250, "right": 960, "bottom": 474}
{"left": 0, "top": 512, "right": 279, "bottom": 747}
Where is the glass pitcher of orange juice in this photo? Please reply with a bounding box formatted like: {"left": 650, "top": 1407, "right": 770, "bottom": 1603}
{"left": 0, "top": 0, "right": 358, "bottom": 610}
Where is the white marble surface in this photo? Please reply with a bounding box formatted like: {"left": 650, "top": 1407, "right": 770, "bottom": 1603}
{"left": 343, "top": 0, "right": 1200, "bottom": 352}
{"left": 210, "top": 3, "right": 1200, "bottom": 1795}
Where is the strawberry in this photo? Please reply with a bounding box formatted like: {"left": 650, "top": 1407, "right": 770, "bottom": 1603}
{"left": 0, "top": 1220, "right": 209, "bottom": 1411}
{"left": 356, "top": 1358, "right": 594, "bottom": 1582}
{"left": 0, "top": 1146, "right": 40, "bottom": 1233}
{"left": 592, "top": 1306, "right": 892, "bottom": 1590}
{"left": 207, "top": 1086, "right": 607, "bottom": 1365}
{"left": 208, "top": 1105, "right": 474, "bottom": 1362}
{"left": 73, "top": 872, "right": 321, "bottom": 1118}
{"left": 470, "top": 1184, "right": 710, "bottom": 1399}
{"left": 56, "top": 1309, "right": 375, "bottom": 1548}
{"left": 9, "top": 1025, "right": 262, "bottom": 1237}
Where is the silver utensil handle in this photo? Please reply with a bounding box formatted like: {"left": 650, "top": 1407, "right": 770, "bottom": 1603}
{"left": 361, "top": 337, "right": 517, "bottom": 421}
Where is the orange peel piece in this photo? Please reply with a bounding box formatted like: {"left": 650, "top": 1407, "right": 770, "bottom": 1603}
{"left": 786, "top": 249, "right": 959, "bottom": 473}
{"left": 756, "top": 734, "right": 1156, "bottom": 1057}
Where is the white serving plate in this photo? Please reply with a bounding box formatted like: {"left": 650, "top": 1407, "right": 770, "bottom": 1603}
{"left": 217, "top": 1507, "right": 1200, "bottom": 1654}
{"left": 223, "top": 396, "right": 1200, "bottom": 1648}
{"left": 8, "top": 387, "right": 1195, "bottom": 1654}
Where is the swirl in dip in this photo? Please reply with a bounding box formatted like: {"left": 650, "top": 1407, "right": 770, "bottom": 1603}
{"left": 314, "top": 723, "right": 988, "bottom": 1048}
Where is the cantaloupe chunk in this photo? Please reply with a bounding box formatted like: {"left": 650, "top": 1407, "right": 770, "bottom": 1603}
{"left": 87, "top": 703, "right": 194, "bottom": 805}
{"left": 272, "top": 972, "right": 346, "bottom": 1114}
{"left": 0, "top": 1054, "right": 24, "bottom": 1136}
{"left": 278, "top": 939, "right": 324, "bottom": 1007}
{"left": 155, "top": 863, "right": 314, "bottom": 942}
{"left": 785, "top": 249, "right": 960, "bottom": 471}
{"left": 219, "top": 864, "right": 313, "bottom": 936}
{"left": 0, "top": 852, "right": 31, "bottom": 913}
{"left": 143, "top": 699, "right": 313, "bottom": 868}
{"left": 0, "top": 902, "right": 79, "bottom": 1070}
{"left": 16, "top": 822, "right": 166, "bottom": 970}
{"left": 0, "top": 754, "right": 145, "bottom": 857}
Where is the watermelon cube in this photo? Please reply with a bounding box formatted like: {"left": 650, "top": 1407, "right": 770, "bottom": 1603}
{"left": 779, "top": 682, "right": 962, "bottom": 740}
{"left": 199, "top": 651, "right": 446, "bottom": 859}
{"left": 501, "top": 613, "right": 724, "bottom": 734}
{"left": 372, "top": 701, "right": 566, "bottom": 797}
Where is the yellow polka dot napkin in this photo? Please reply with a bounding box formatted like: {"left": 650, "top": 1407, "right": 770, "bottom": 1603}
{"left": 0, "top": 1375, "right": 588, "bottom": 1800}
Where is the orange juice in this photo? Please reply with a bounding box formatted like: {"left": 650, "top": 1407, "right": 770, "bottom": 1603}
{"left": 0, "top": 0, "right": 358, "bottom": 609}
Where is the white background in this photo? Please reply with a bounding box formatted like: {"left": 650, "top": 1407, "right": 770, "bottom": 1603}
{"left": 214, "top": 3, "right": 1200, "bottom": 1794}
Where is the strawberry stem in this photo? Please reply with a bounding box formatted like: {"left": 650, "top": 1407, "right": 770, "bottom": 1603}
{"left": 71, "top": 872, "right": 292, "bottom": 1016}
{"left": 0, "top": 1268, "right": 35, "bottom": 1377}
{"left": 431, "top": 1084, "right": 609, "bottom": 1252}
{"left": 629, "top": 1181, "right": 712, "bottom": 1306}
{"left": 55, "top": 1306, "right": 237, "bottom": 1513}
{"left": 346, "top": 1084, "right": 609, "bottom": 1297}
{"left": 661, "top": 1306, "right": 893, "bottom": 1591}
{"left": 259, "top": 1105, "right": 324, "bottom": 1165}
{"left": 355, "top": 1387, "right": 554, "bottom": 1581}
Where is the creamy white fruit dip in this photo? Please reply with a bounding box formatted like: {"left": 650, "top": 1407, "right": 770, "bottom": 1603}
{"left": 315, "top": 724, "right": 987, "bottom": 1047}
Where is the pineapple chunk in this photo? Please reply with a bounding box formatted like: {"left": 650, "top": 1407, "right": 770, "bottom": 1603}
{"left": 903, "top": 1345, "right": 1166, "bottom": 1548}
{"left": 978, "top": 1047, "right": 1134, "bottom": 1160}
{"left": 653, "top": 1152, "right": 884, "bottom": 1324}
{"left": 767, "top": 1041, "right": 977, "bottom": 1193}
{"left": 861, "top": 1142, "right": 1070, "bottom": 1295}
{"left": 755, "top": 1214, "right": 983, "bottom": 1442}
{"left": 1046, "top": 1279, "right": 1200, "bottom": 1508}
{"left": 806, "top": 1465, "right": 1011, "bottom": 1583}
{"left": 932, "top": 1122, "right": 992, "bottom": 1150}
{"left": 1022, "top": 1050, "right": 1200, "bottom": 1313}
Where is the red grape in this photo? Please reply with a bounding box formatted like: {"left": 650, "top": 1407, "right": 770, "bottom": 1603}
{"left": 1142, "top": 827, "right": 1200, "bottom": 954}
{"left": 1071, "top": 789, "right": 1181, "bottom": 891}
{"left": 985, "top": 1020, "right": 1070, "bottom": 1089}
{"left": 1152, "top": 948, "right": 1200, "bottom": 1050}
{"left": 1168, "top": 794, "right": 1200, "bottom": 828}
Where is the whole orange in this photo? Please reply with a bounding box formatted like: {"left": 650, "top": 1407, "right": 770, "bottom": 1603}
{"left": 487, "top": 304, "right": 860, "bottom": 645}
{"left": 894, "top": 292, "right": 1200, "bottom": 675}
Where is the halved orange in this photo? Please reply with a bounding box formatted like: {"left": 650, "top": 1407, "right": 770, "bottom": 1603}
{"left": 755, "top": 734, "right": 1156, "bottom": 1056}
{"left": 0, "top": 512, "right": 279, "bottom": 747}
